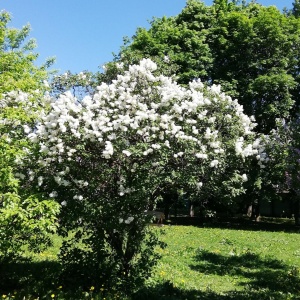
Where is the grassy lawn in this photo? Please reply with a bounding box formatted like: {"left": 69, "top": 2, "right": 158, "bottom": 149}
{"left": 1, "top": 220, "right": 300, "bottom": 299}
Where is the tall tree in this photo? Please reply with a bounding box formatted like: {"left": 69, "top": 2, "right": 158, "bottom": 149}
{"left": 108, "top": 0, "right": 300, "bottom": 134}
{"left": 292, "top": 0, "right": 300, "bottom": 17}
{"left": 109, "top": 1, "right": 213, "bottom": 85}
{"left": 0, "top": 11, "right": 59, "bottom": 261}
{"left": 0, "top": 12, "right": 54, "bottom": 93}
{"left": 209, "top": 4, "right": 298, "bottom": 132}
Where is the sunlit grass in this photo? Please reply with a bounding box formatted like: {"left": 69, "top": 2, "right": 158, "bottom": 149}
{"left": 149, "top": 226, "right": 300, "bottom": 294}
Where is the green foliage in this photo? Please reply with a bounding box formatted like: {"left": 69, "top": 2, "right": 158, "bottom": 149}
{"left": 0, "top": 11, "right": 58, "bottom": 262}
{"left": 58, "top": 226, "right": 165, "bottom": 293}
{"left": 0, "top": 193, "right": 60, "bottom": 261}
{"left": 112, "top": 1, "right": 213, "bottom": 85}
{"left": 265, "top": 115, "right": 300, "bottom": 225}
{"left": 210, "top": 4, "right": 299, "bottom": 132}
{"left": 0, "top": 92, "right": 60, "bottom": 262}
{"left": 110, "top": 0, "right": 300, "bottom": 134}
{"left": 292, "top": 0, "right": 300, "bottom": 17}
{"left": 0, "top": 11, "right": 54, "bottom": 94}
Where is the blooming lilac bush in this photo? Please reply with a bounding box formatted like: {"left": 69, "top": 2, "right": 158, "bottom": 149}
{"left": 24, "top": 59, "right": 263, "bottom": 290}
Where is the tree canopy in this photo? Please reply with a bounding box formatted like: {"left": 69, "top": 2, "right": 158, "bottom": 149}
{"left": 0, "top": 11, "right": 59, "bottom": 261}
{"left": 0, "top": 11, "right": 54, "bottom": 94}
{"left": 108, "top": 0, "right": 300, "bottom": 134}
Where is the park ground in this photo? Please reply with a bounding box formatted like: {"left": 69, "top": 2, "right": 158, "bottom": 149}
{"left": 1, "top": 217, "right": 300, "bottom": 300}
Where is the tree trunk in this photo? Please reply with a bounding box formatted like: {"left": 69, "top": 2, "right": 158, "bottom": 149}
{"left": 251, "top": 199, "right": 260, "bottom": 222}
{"left": 189, "top": 201, "right": 195, "bottom": 217}
{"left": 293, "top": 197, "right": 300, "bottom": 226}
{"left": 164, "top": 205, "right": 170, "bottom": 221}
{"left": 162, "top": 190, "right": 178, "bottom": 220}
{"left": 247, "top": 204, "right": 252, "bottom": 217}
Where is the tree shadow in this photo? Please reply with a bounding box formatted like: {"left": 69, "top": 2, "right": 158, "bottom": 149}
{"left": 1, "top": 254, "right": 300, "bottom": 300}
{"left": 189, "top": 249, "right": 300, "bottom": 296}
{"left": 0, "top": 259, "right": 61, "bottom": 297}
{"left": 132, "top": 280, "right": 300, "bottom": 300}
{"left": 169, "top": 215, "right": 300, "bottom": 233}
{"left": 0, "top": 259, "right": 99, "bottom": 299}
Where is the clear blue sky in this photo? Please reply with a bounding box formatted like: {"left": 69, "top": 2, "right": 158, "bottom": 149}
{"left": 1, "top": 0, "right": 294, "bottom": 74}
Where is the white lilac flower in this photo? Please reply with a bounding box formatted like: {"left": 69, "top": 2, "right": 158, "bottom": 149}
{"left": 196, "top": 182, "right": 203, "bottom": 190}
{"left": 38, "top": 176, "right": 43, "bottom": 186}
{"left": 242, "top": 174, "right": 248, "bottom": 182}
{"left": 49, "top": 191, "right": 58, "bottom": 198}
{"left": 125, "top": 216, "right": 134, "bottom": 224}
{"left": 210, "top": 160, "right": 219, "bottom": 167}
{"left": 122, "top": 150, "right": 132, "bottom": 157}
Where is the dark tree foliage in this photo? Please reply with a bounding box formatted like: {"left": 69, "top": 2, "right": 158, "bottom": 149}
{"left": 292, "top": 0, "right": 300, "bottom": 17}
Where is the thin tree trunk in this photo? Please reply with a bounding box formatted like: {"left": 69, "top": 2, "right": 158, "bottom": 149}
{"left": 251, "top": 199, "right": 260, "bottom": 222}
{"left": 189, "top": 202, "right": 194, "bottom": 217}
{"left": 294, "top": 197, "right": 300, "bottom": 226}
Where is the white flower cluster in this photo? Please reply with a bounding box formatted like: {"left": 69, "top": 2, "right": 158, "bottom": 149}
{"left": 0, "top": 91, "right": 37, "bottom": 121}
{"left": 119, "top": 216, "right": 134, "bottom": 224}
{"left": 26, "top": 59, "right": 264, "bottom": 199}
{"left": 1, "top": 91, "right": 30, "bottom": 107}
{"left": 54, "top": 71, "right": 90, "bottom": 83}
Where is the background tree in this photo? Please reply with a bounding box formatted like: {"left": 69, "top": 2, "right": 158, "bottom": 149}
{"left": 292, "top": 0, "right": 300, "bottom": 17}
{"left": 264, "top": 116, "right": 300, "bottom": 225}
{"left": 0, "top": 12, "right": 54, "bottom": 93}
{"left": 0, "top": 11, "right": 59, "bottom": 262}
{"left": 50, "top": 70, "right": 97, "bottom": 100}
{"left": 107, "top": 0, "right": 300, "bottom": 134}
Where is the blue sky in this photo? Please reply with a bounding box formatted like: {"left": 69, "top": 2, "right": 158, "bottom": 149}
{"left": 1, "top": 0, "right": 294, "bottom": 74}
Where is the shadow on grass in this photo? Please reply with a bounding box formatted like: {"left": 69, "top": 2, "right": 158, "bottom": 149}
{"left": 0, "top": 259, "right": 61, "bottom": 298}
{"left": 188, "top": 249, "right": 300, "bottom": 298}
{"left": 132, "top": 246, "right": 300, "bottom": 299}
{"left": 169, "top": 215, "right": 300, "bottom": 233}
{"left": 1, "top": 255, "right": 300, "bottom": 300}
{"left": 133, "top": 280, "right": 300, "bottom": 300}
{"left": 0, "top": 259, "right": 100, "bottom": 299}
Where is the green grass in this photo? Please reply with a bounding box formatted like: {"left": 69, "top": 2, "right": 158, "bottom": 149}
{"left": 144, "top": 225, "right": 300, "bottom": 299}
{"left": 1, "top": 220, "right": 300, "bottom": 299}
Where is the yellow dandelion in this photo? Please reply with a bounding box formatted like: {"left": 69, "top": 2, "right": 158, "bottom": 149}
{"left": 58, "top": 286, "right": 62, "bottom": 289}
{"left": 51, "top": 294, "right": 55, "bottom": 298}
{"left": 90, "top": 286, "right": 95, "bottom": 291}
{"left": 2, "top": 295, "right": 7, "bottom": 299}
